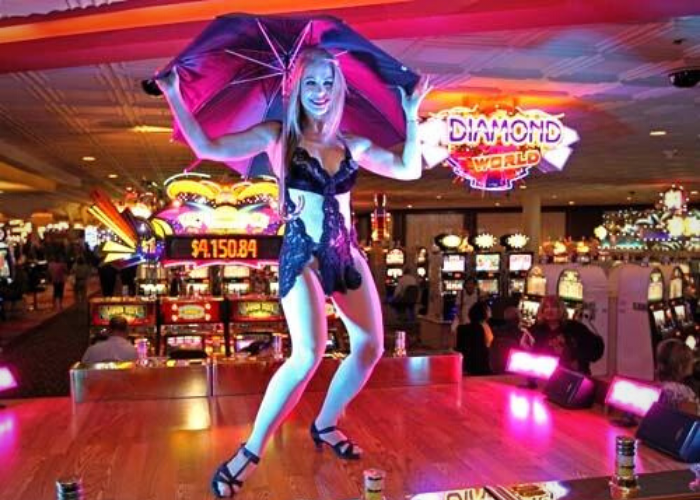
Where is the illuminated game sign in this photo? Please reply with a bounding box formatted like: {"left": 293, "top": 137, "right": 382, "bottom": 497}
{"left": 424, "top": 106, "right": 579, "bottom": 191}
{"left": 165, "top": 235, "right": 282, "bottom": 262}
{"left": 93, "top": 304, "right": 152, "bottom": 326}
{"left": 234, "top": 300, "right": 283, "bottom": 321}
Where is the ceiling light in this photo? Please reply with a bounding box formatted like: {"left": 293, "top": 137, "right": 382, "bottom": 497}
{"left": 132, "top": 125, "right": 173, "bottom": 134}
{"left": 407, "top": 204, "right": 413, "bottom": 209}
{"left": 626, "top": 197, "right": 632, "bottom": 201}
{"left": 519, "top": 185, "right": 527, "bottom": 190}
{"left": 107, "top": 174, "right": 118, "bottom": 179}
{"left": 82, "top": 156, "right": 96, "bottom": 162}
{"left": 691, "top": 190, "right": 698, "bottom": 195}
{"left": 551, "top": 195, "right": 558, "bottom": 199}
{"left": 495, "top": 202, "right": 501, "bottom": 207}
{"left": 568, "top": 201, "right": 575, "bottom": 205}
{"left": 649, "top": 130, "right": 667, "bottom": 136}
{"left": 436, "top": 195, "right": 443, "bottom": 200}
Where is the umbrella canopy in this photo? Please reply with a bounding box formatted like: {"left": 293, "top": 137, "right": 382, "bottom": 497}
{"left": 157, "top": 13, "right": 420, "bottom": 177}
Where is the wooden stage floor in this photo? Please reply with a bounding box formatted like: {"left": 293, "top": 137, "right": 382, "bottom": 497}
{"left": 0, "top": 376, "right": 687, "bottom": 500}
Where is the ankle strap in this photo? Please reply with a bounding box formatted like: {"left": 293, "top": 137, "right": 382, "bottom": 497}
{"left": 315, "top": 424, "right": 337, "bottom": 434}
{"left": 240, "top": 444, "right": 261, "bottom": 464}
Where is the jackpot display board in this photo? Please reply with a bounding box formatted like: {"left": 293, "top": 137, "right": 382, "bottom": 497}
{"left": 165, "top": 235, "right": 282, "bottom": 262}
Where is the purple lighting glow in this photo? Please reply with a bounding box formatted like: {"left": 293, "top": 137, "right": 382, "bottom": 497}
{"left": 605, "top": 377, "right": 661, "bottom": 417}
{"left": 0, "top": 367, "right": 17, "bottom": 392}
{"left": 506, "top": 349, "right": 559, "bottom": 379}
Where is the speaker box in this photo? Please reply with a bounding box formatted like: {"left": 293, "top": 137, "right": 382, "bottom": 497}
{"left": 636, "top": 402, "right": 700, "bottom": 462}
{"left": 544, "top": 367, "right": 595, "bottom": 408}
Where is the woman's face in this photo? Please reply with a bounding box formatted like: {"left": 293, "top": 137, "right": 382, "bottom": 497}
{"left": 542, "top": 302, "right": 561, "bottom": 323}
{"left": 300, "top": 60, "right": 334, "bottom": 119}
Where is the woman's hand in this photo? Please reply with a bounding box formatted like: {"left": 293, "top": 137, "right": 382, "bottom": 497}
{"left": 156, "top": 67, "right": 180, "bottom": 97}
{"left": 399, "top": 75, "right": 433, "bottom": 121}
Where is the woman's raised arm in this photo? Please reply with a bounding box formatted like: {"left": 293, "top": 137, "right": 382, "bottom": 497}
{"left": 158, "top": 68, "right": 281, "bottom": 168}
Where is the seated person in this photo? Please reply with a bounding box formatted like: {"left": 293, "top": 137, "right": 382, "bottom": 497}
{"left": 455, "top": 301, "right": 494, "bottom": 375}
{"left": 490, "top": 306, "right": 526, "bottom": 374}
{"left": 82, "top": 316, "right": 138, "bottom": 364}
{"left": 528, "top": 295, "right": 604, "bottom": 376}
{"left": 656, "top": 338, "right": 699, "bottom": 415}
{"left": 390, "top": 267, "right": 419, "bottom": 320}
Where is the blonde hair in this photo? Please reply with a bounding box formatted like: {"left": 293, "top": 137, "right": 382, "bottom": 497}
{"left": 284, "top": 48, "right": 347, "bottom": 167}
{"left": 535, "top": 295, "right": 567, "bottom": 324}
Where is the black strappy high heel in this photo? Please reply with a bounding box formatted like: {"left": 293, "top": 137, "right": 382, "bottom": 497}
{"left": 210, "top": 444, "right": 260, "bottom": 498}
{"left": 310, "top": 423, "right": 362, "bottom": 460}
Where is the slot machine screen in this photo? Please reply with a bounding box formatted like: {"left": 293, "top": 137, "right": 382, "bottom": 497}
{"left": 387, "top": 268, "right": 403, "bottom": 279}
{"left": 223, "top": 266, "right": 250, "bottom": 278}
{"left": 527, "top": 275, "right": 546, "bottom": 297}
{"left": 188, "top": 266, "right": 210, "bottom": 279}
{"left": 558, "top": 270, "right": 583, "bottom": 302}
{"left": 235, "top": 333, "right": 272, "bottom": 352}
{"left": 652, "top": 309, "right": 667, "bottom": 329}
{"left": 648, "top": 281, "right": 664, "bottom": 302}
{"left": 167, "top": 335, "right": 203, "bottom": 351}
{"left": 509, "top": 253, "right": 532, "bottom": 272}
{"left": 686, "top": 336, "right": 697, "bottom": 351}
{"left": 669, "top": 278, "right": 684, "bottom": 300}
{"left": 521, "top": 300, "right": 540, "bottom": 319}
{"left": 416, "top": 267, "right": 426, "bottom": 278}
{"left": 674, "top": 304, "right": 687, "bottom": 323}
{"left": 386, "top": 249, "right": 405, "bottom": 266}
{"left": 0, "top": 247, "right": 10, "bottom": 278}
{"left": 478, "top": 279, "right": 499, "bottom": 295}
{"left": 565, "top": 307, "right": 576, "bottom": 319}
{"left": 442, "top": 254, "right": 466, "bottom": 273}
{"left": 476, "top": 254, "right": 501, "bottom": 272}
{"left": 510, "top": 279, "right": 526, "bottom": 294}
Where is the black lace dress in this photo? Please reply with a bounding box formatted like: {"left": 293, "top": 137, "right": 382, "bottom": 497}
{"left": 278, "top": 145, "right": 363, "bottom": 299}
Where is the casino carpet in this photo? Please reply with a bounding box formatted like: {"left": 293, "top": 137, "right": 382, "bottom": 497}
{"left": 0, "top": 305, "right": 88, "bottom": 398}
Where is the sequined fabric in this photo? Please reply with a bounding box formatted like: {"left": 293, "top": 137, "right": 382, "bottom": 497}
{"left": 279, "top": 146, "right": 362, "bottom": 298}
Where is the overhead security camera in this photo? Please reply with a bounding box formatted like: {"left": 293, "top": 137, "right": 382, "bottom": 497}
{"left": 668, "top": 68, "right": 700, "bottom": 88}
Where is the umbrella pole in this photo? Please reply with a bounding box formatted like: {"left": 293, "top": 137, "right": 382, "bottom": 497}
{"left": 279, "top": 74, "right": 290, "bottom": 220}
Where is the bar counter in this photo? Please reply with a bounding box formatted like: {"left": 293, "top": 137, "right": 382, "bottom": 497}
{"left": 70, "top": 351, "right": 462, "bottom": 403}
{"left": 407, "top": 469, "right": 697, "bottom": 500}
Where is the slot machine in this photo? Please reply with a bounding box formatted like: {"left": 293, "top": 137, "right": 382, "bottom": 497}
{"left": 519, "top": 264, "right": 570, "bottom": 327}
{"left": 474, "top": 253, "right": 502, "bottom": 303}
{"left": 229, "top": 296, "right": 286, "bottom": 356}
{"left": 222, "top": 265, "right": 251, "bottom": 296}
{"left": 435, "top": 233, "right": 468, "bottom": 321}
{"left": 666, "top": 265, "right": 697, "bottom": 344}
{"left": 184, "top": 265, "right": 211, "bottom": 296}
{"left": 613, "top": 265, "right": 675, "bottom": 380}
{"left": 159, "top": 297, "right": 227, "bottom": 357}
{"left": 89, "top": 296, "right": 158, "bottom": 352}
{"left": 385, "top": 247, "right": 405, "bottom": 297}
{"left": 506, "top": 252, "right": 533, "bottom": 297}
{"left": 136, "top": 262, "right": 168, "bottom": 297}
{"left": 557, "top": 269, "right": 584, "bottom": 320}
{"left": 415, "top": 247, "right": 429, "bottom": 280}
{"left": 557, "top": 266, "right": 610, "bottom": 375}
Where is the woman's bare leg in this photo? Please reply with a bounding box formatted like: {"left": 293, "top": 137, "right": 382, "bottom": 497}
{"left": 214, "top": 266, "right": 327, "bottom": 496}
{"left": 313, "top": 249, "right": 384, "bottom": 451}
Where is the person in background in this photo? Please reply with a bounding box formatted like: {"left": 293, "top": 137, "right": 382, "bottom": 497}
{"left": 527, "top": 295, "right": 604, "bottom": 375}
{"left": 82, "top": 316, "right": 137, "bottom": 364}
{"left": 455, "top": 301, "right": 494, "bottom": 375}
{"left": 451, "top": 276, "right": 479, "bottom": 334}
{"left": 656, "top": 338, "right": 699, "bottom": 415}
{"left": 390, "top": 266, "right": 419, "bottom": 320}
{"left": 72, "top": 256, "right": 91, "bottom": 307}
{"left": 47, "top": 255, "right": 68, "bottom": 310}
{"left": 490, "top": 305, "right": 528, "bottom": 374}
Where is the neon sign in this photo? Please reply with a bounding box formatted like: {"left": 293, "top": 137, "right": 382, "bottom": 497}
{"left": 424, "top": 106, "right": 579, "bottom": 191}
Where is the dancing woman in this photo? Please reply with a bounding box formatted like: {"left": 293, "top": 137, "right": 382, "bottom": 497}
{"left": 159, "top": 47, "right": 431, "bottom": 498}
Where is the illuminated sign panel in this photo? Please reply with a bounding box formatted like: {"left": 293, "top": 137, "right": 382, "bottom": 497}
{"left": 165, "top": 235, "right": 282, "bottom": 262}
{"left": 424, "top": 106, "right": 579, "bottom": 191}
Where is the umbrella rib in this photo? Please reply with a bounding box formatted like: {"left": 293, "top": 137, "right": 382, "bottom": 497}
{"left": 257, "top": 19, "right": 286, "bottom": 70}
{"left": 225, "top": 49, "right": 281, "bottom": 72}
{"left": 288, "top": 21, "right": 313, "bottom": 68}
{"left": 229, "top": 72, "right": 284, "bottom": 86}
